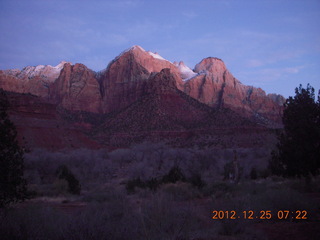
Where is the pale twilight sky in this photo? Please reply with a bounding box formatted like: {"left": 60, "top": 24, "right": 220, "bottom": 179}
{"left": 0, "top": 0, "right": 319, "bottom": 98}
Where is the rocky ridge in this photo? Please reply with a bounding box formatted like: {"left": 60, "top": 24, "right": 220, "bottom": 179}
{"left": 0, "top": 45, "right": 285, "bottom": 127}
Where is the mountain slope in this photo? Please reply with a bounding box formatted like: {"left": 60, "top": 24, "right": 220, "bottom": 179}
{"left": 93, "top": 69, "right": 258, "bottom": 147}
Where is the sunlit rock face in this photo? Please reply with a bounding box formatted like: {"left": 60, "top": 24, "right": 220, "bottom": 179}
{"left": 0, "top": 46, "right": 287, "bottom": 149}
{"left": 50, "top": 63, "right": 102, "bottom": 113}
{"left": 0, "top": 45, "right": 284, "bottom": 125}
{"left": 0, "top": 61, "right": 68, "bottom": 98}
{"left": 98, "top": 45, "right": 183, "bottom": 113}
{"left": 184, "top": 57, "right": 285, "bottom": 124}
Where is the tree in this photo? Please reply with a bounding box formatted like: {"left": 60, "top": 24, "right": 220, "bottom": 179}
{"left": 55, "top": 165, "right": 81, "bottom": 194}
{"left": 0, "top": 90, "right": 27, "bottom": 207}
{"left": 270, "top": 84, "right": 320, "bottom": 179}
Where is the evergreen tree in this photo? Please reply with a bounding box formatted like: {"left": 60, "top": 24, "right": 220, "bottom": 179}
{"left": 270, "top": 84, "right": 320, "bottom": 178}
{"left": 0, "top": 90, "right": 27, "bottom": 207}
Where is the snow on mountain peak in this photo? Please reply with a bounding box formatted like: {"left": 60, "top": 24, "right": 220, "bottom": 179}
{"left": 175, "top": 61, "right": 197, "bottom": 81}
{"left": 147, "top": 51, "right": 167, "bottom": 61}
{"left": 7, "top": 61, "right": 70, "bottom": 81}
{"left": 132, "top": 45, "right": 169, "bottom": 62}
{"left": 131, "top": 45, "right": 145, "bottom": 51}
{"left": 54, "top": 61, "right": 70, "bottom": 70}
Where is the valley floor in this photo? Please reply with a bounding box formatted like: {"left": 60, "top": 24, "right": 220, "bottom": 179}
{"left": 1, "top": 145, "right": 319, "bottom": 240}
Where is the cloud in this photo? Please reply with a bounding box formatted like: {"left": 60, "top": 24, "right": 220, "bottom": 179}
{"left": 237, "top": 65, "right": 307, "bottom": 87}
{"left": 246, "top": 59, "right": 264, "bottom": 68}
{"left": 182, "top": 11, "right": 197, "bottom": 19}
{"left": 283, "top": 65, "right": 306, "bottom": 74}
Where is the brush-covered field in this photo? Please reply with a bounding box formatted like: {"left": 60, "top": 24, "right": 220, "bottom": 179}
{"left": 1, "top": 143, "right": 319, "bottom": 240}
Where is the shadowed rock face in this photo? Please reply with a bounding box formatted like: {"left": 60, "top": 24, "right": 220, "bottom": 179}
{"left": 0, "top": 45, "right": 284, "bottom": 127}
{"left": 6, "top": 92, "right": 101, "bottom": 150}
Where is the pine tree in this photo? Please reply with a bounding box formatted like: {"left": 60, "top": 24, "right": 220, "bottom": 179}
{"left": 0, "top": 90, "right": 27, "bottom": 207}
{"left": 270, "top": 84, "right": 320, "bottom": 178}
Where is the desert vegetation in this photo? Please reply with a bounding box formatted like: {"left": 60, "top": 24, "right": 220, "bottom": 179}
{"left": 0, "top": 142, "right": 319, "bottom": 240}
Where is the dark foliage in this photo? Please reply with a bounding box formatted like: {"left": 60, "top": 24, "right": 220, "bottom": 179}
{"left": 145, "top": 177, "right": 159, "bottom": 191}
{"left": 0, "top": 90, "right": 27, "bottom": 207}
{"left": 125, "top": 177, "right": 146, "bottom": 193}
{"left": 55, "top": 165, "right": 81, "bottom": 194}
{"left": 270, "top": 84, "right": 320, "bottom": 178}
{"left": 162, "top": 166, "right": 186, "bottom": 184}
{"left": 250, "top": 167, "right": 258, "bottom": 180}
{"left": 125, "top": 166, "right": 206, "bottom": 193}
{"left": 189, "top": 174, "right": 206, "bottom": 189}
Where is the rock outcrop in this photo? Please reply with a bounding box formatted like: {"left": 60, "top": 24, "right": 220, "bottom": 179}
{"left": 99, "top": 45, "right": 183, "bottom": 112}
{"left": 50, "top": 63, "right": 102, "bottom": 113}
{"left": 184, "top": 57, "right": 285, "bottom": 124}
{"left": 6, "top": 92, "right": 100, "bottom": 150}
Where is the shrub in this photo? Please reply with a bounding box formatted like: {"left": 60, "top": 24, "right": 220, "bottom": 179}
{"left": 53, "top": 179, "right": 69, "bottom": 195}
{"left": 55, "top": 165, "right": 81, "bottom": 195}
{"left": 250, "top": 167, "right": 257, "bottom": 180}
{"left": 145, "top": 177, "right": 160, "bottom": 191}
{"left": 189, "top": 174, "right": 206, "bottom": 189}
{"left": 162, "top": 166, "right": 186, "bottom": 184}
{"left": 125, "top": 177, "right": 145, "bottom": 193}
{"left": 126, "top": 166, "right": 188, "bottom": 194}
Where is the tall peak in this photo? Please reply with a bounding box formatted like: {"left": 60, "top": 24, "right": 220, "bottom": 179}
{"left": 194, "top": 57, "right": 227, "bottom": 74}
{"left": 131, "top": 45, "right": 145, "bottom": 50}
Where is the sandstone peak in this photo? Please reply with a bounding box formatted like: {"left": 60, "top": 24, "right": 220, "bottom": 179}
{"left": 194, "top": 57, "right": 226, "bottom": 74}
{"left": 125, "top": 45, "right": 169, "bottom": 62}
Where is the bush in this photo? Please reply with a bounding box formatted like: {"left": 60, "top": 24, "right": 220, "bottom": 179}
{"left": 125, "top": 177, "right": 145, "bottom": 193}
{"left": 189, "top": 174, "right": 206, "bottom": 189}
{"left": 53, "top": 179, "right": 69, "bottom": 195}
{"left": 55, "top": 165, "right": 81, "bottom": 195}
{"left": 250, "top": 167, "right": 257, "bottom": 180}
{"left": 162, "top": 166, "right": 186, "bottom": 184}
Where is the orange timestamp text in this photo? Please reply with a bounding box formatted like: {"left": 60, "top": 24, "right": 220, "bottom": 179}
{"left": 212, "top": 210, "right": 308, "bottom": 220}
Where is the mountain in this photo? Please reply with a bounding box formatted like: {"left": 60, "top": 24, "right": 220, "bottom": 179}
{"left": 50, "top": 63, "right": 102, "bottom": 113}
{"left": 184, "top": 57, "right": 285, "bottom": 124}
{"left": 93, "top": 69, "right": 261, "bottom": 148}
{"left": 0, "top": 45, "right": 284, "bottom": 149}
{"left": 98, "top": 45, "right": 184, "bottom": 113}
{"left": 0, "top": 45, "right": 284, "bottom": 123}
{"left": 0, "top": 61, "right": 68, "bottom": 98}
